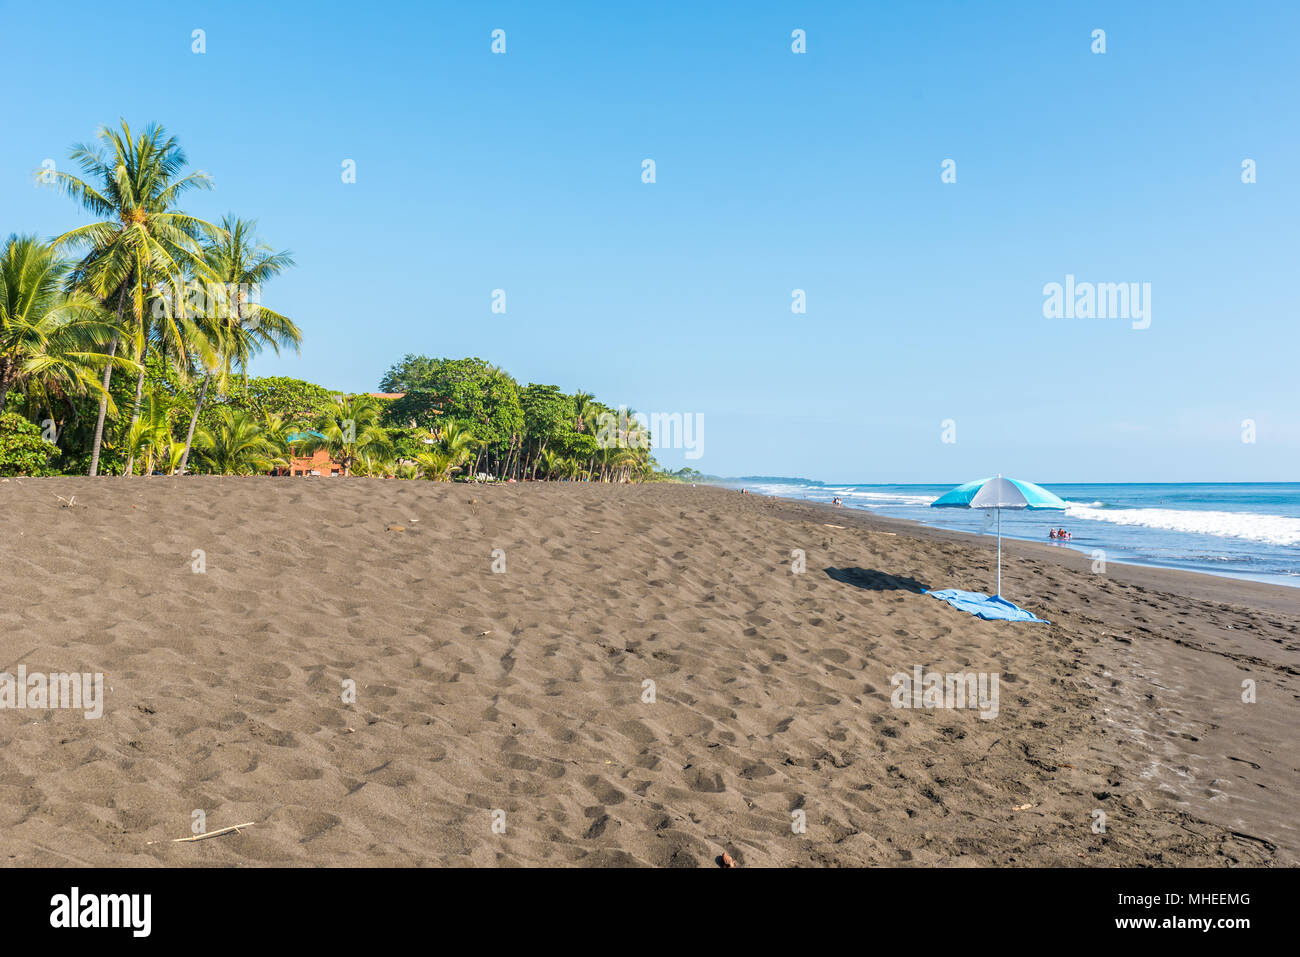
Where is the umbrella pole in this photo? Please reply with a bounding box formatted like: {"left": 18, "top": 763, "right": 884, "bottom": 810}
{"left": 996, "top": 507, "right": 1002, "bottom": 597}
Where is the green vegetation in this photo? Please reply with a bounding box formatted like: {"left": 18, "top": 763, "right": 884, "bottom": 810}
{"left": 0, "top": 122, "right": 675, "bottom": 482}
{"left": 377, "top": 355, "right": 658, "bottom": 482}
{"left": 193, "top": 406, "right": 285, "bottom": 475}
{"left": 0, "top": 412, "right": 59, "bottom": 476}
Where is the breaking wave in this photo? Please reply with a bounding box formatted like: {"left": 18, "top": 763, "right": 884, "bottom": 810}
{"left": 1065, "top": 504, "right": 1300, "bottom": 547}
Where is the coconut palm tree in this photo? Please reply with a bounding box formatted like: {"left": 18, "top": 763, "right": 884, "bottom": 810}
{"left": 436, "top": 419, "right": 480, "bottom": 467}
{"left": 193, "top": 406, "right": 278, "bottom": 475}
{"left": 352, "top": 451, "right": 396, "bottom": 477}
{"left": 123, "top": 393, "right": 176, "bottom": 476}
{"left": 257, "top": 413, "right": 296, "bottom": 463}
{"left": 176, "top": 216, "right": 300, "bottom": 474}
{"left": 412, "top": 419, "right": 480, "bottom": 481}
{"left": 120, "top": 275, "right": 216, "bottom": 477}
{"left": 572, "top": 390, "right": 597, "bottom": 433}
{"left": 0, "top": 234, "right": 128, "bottom": 415}
{"left": 309, "top": 394, "right": 390, "bottom": 476}
{"left": 536, "top": 448, "right": 560, "bottom": 480}
{"left": 622, "top": 407, "right": 649, "bottom": 453}
{"left": 159, "top": 439, "right": 187, "bottom": 476}
{"left": 614, "top": 447, "right": 644, "bottom": 483}
{"left": 592, "top": 408, "right": 650, "bottom": 482}
{"left": 49, "top": 120, "right": 218, "bottom": 475}
{"left": 415, "top": 447, "right": 460, "bottom": 481}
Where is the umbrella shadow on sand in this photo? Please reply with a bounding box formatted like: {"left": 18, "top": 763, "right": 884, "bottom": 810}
{"left": 824, "top": 566, "right": 927, "bottom": 593}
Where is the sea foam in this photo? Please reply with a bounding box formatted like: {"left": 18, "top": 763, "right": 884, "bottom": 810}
{"left": 1065, "top": 504, "right": 1300, "bottom": 547}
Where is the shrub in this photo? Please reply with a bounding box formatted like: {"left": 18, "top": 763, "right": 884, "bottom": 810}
{"left": 0, "top": 412, "right": 60, "bottom": 476}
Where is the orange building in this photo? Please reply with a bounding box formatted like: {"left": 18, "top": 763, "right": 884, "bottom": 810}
{"left": 274, "top": 394, "right": 407, "bottom": 477}
{"left": 275, "top": 430, "right": 339, "bottom": 476}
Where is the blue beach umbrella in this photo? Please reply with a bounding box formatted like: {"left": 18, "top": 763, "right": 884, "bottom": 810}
{"left": 931, "top": 475, "right": 1068, "bottom": 600}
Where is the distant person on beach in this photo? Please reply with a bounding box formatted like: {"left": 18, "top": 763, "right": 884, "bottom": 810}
{"left": 1049, "top": 528, "right": 1057, "bottom": 539}
{"left": 832, "top": 497, "right": 843, "bottom": 507}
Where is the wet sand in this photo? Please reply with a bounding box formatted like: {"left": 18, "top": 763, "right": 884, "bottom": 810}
{"left": 0, "top": 477, "right": 1295, "bottom": 866}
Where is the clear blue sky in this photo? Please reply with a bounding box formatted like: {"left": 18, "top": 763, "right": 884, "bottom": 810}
{"left": 3, "top": 0, "right": 1296, "bottom": 481}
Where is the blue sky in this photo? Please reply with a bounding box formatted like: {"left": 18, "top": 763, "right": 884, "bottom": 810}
{"left": 3, "top": 0, "right": 1296, "bottom": 481}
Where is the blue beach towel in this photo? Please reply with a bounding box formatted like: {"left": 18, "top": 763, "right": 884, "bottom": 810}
{"left": 925, "top": 589, "right": 1050, "bottom": 623}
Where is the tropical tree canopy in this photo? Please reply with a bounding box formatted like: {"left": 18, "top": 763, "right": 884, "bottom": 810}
{"left": 49, "top": 119, "right": 219, "bottom": 475}
{"left": 193, "top": 406, "right": 282, "bottom": 475}
{"left": 0, "top": 234, "right": 123, "bottom": 415}
{"left": 3, "top": 121, "right": 675, "bottom": 484}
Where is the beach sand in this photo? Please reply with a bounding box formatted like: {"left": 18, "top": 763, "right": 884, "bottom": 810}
{"left": 0, "top": 478, "right": 1295, "bottom": 866}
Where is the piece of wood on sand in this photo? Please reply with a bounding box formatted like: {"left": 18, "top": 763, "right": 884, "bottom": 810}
{"left": 147, "top": 822, "right": 256, "bottom": 845}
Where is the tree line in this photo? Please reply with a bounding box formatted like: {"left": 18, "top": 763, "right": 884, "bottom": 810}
{"left": 1, "top": 121, "right": 665, "bottom": 482}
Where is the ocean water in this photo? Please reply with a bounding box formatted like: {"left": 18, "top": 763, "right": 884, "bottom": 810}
{"left": 736, "top": 481, "right": 1300, "bottom": 588}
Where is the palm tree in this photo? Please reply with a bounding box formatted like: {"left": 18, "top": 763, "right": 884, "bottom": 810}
{"left": 258, "top": 412, "right": 295, "bottom": 463}
{"left": 622, "top": 407, "right": 649, "bottom": 453}
{"left": 436, "top": 419, "right": 480, "bottom": 468}
{"left": 612, "top": 447, "right": 642, "bottom": 483}
{"left": 176, "top": 216, "right": 300, "bottom": 474}
{"left": 536, "top": 448, "right": 559, "bottom": 480}
{"left": 595, "top": 446, "right": 613, "bottom": 482}
{"left": 123, "top": 393, "right": 176, "bottom": 476}
{"left": 48, "top": 120, "right": 218, "bottom": 475}
{"left": 0, "top": 235, "right": 128, "bottom": 415}
{"left": 592, "top": 407, "right": 649, "bottom": 482}
{"left": 159, "top": 439, "right": 187, "bottom": 476}
{"left": 193, "top": 406, "right": 278, "bottom": 475}
{"left": 310, "top": 395, "right": 390, "bottom": 476}
{"left": 121, "top": 274, "right": 216, "bottom": 477}
{"left": 353, "top": 451, "right": 396, "bottom": 478}
{"left": 413, "top": 419, "right": 479, "bottom": 481}
{"left": 415, "top": 447, "right": 460, "bottom": 481}
{"left": 572, "top": 390, "right": 597, "bottom": 433}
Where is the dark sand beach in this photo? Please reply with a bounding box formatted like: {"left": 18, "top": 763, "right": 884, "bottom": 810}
{"left": 1, "top": 478, "right": 1295, "bottom": 866}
